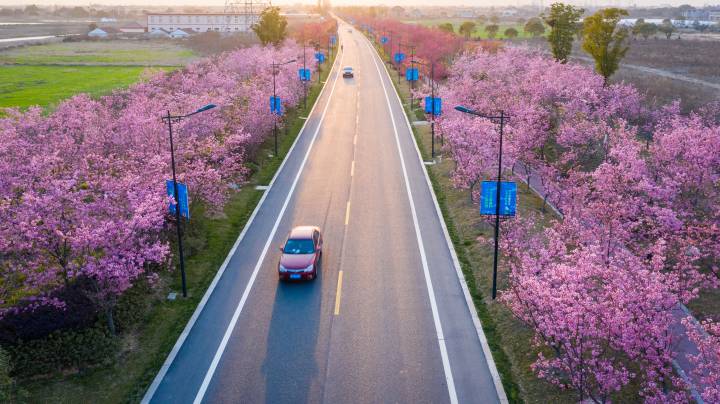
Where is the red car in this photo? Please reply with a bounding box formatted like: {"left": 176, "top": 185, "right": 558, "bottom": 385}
{"left": 278, "top": 226, "right": 323, "bottom": 281}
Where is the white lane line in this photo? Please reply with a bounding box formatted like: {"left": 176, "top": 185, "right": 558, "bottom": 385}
{"left": 141, "top": 49, "right": 343, "bottom": 404}
{"left": 350, "top": 160, "right": 355, "bottom": 177}
{"left": 364, "top": 31, "right": 509, "bottom": 403}
{"left": 191, "top": 50, "right": 345, "bottom": 404}
{"left": 365, "top": 36, "right": 459, "bottom": 404}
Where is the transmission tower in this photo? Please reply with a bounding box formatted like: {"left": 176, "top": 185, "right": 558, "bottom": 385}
{"left": 222, "top": 0, "right": 270, "bottom": 34}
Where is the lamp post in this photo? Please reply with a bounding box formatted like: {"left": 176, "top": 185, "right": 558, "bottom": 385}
{"left": 454, "top": 106, "right": 510, "bottom": 300}
{"left": 413, "top": 59, "right": 436, "bottom": 157}
{"left": 399, "top": 43, "right": 416, "bottom": 110}
{"left": 161, "top": 103, "right": 216, "bottom": 298}
{"left": 302, "top": 38, "right": 307, "bottom": 110}
{"left": 271, "top": 58, "right": 296, "bottom": 157}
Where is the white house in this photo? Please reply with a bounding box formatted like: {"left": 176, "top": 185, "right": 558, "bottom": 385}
{"left": 169, "top": 29, "right": 190, "bottom": 39}
{"left": 146, "top": 13, "right": 260, "bottom": 34}
{"left": 88, "top": 28, "right": 108, "bottom": 38}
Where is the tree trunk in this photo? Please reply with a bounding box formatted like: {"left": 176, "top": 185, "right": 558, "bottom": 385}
{"left": 106, "top": 306, "right": 116, "bottom": 336}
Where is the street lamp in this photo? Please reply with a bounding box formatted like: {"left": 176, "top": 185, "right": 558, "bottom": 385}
{"left": 161, "top": 103, "right": 217, "bottom": 298}
{"left": 413, "top": 59, "right": 437, "bottom": 158}
{"left": 271, "top": 58, "right": 296, "bottom": 157}
{"left": 399, "top": 42, "right": 416, "bottom": 110}
{"left": 301, "top": 38, "right": 308, "bottom": 110}
{"left": 454, "top": 105, "right": 510, "bottom": 300}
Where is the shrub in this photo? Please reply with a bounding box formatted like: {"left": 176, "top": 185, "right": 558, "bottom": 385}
{"left": 0, "top": 278, "right": 99, "bottom": 344}
{"left": 8, "top": 326, "right": 119, "bottom": 378}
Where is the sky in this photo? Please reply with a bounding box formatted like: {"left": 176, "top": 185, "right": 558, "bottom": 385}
{"left": 2, "top": 0, "right": 717, "bottom": 8}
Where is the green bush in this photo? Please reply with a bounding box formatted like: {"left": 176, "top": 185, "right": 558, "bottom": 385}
{"left": 114, "top": 278, "right": 154, "bottom": 333}
{"left": 8, "top": 326, "right": 119, "bottom": 378}
{"left": 0, "top": 346, "right": 26, "bottom": 402}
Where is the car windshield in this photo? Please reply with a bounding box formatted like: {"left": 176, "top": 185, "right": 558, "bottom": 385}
{"left": 283, "top": 238, "right": 315, "bottom": 254}
{"left": 344, "top": 67, "right": 352, "bottom": 71}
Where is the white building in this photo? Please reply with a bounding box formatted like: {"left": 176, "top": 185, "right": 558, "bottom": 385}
{"left": 146, "top": 13, "right": 260, "bottom": 34}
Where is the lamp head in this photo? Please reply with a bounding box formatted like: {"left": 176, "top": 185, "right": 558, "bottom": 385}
{"left": 196, "top": 104, "right": 217, "bottom": 113}
{"left": 454, "top": 106, "right": 473, "bottom": 114}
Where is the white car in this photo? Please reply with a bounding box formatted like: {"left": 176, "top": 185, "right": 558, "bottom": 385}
{"left": 343, "top": 67, "right": 354, "bottom": 78}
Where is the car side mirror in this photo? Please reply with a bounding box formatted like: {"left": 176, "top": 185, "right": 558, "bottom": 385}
{"left": 278, "top": 245, "right": 284, "bottom": 252}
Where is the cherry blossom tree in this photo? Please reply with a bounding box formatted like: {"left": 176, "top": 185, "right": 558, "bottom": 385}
{"left": 0, "top": 41, "right": 313, "bottom": 333}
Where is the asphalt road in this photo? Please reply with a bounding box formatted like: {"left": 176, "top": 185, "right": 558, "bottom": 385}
{"left": 143, "top": 21, "right": 506, "bottom": 404}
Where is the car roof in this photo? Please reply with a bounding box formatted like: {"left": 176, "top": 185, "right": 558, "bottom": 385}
{"left": 289, "top": 226, "right": 318, "bottom": 239}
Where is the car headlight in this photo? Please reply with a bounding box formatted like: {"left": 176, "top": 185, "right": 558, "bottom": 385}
{"left": 279, "top": 265, "right": 287, "bottom": 273}
{"left": 304, "top": 264, "right": 314, "bottom": 273}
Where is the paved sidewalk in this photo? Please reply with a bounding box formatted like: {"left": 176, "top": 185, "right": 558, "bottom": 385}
{"left": 511, "top": 161, "right": 708, "bottom": 403}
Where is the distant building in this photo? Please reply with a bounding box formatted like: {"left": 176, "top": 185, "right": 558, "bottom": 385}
{"left": 148, "top": 29, "right": 170, "bottom": 38}
{"left": 119, "top": 21, "right": 145, "bottom": 33}
{"left": 169, "top": 29, "right": 190, "bottom": 39}
{"left": 682, "top": 9, "right": 709, "bottom": 20}
{"left": 146, "top": 13, "right": 260, "bottom": 33}
{"left": 88, "top": 28, "right": 108, "bottom": 38}
{"left": 709, "top": 11, "right": 720, "bottom": 21}
{"left": 455, "top": 9, "right": 476, "bottom": 18}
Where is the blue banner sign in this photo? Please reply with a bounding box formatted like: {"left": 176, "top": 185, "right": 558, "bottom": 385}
{"left": 270, "top": 96, "right": 283, "bottom": 115}
{"left": 315, "top": 52, "right": 325, "bottom": 63}
{"left": 166, "top": 180, "right": 190, "bottom": 219}
{"left": 298, "top": 68, "right": 311, "bottom": 81}
{"left": 480, "top": 181, "right": 517, "bottom": 216}
{"left": 405, "top": 67, "right": 419, "bottom": 81}
{"left": 330, "top": 35, "right": 337, "bottom": 45}
{"left": 424, "top": 97, "right": 442, "bottom": 115}
{"left": 381, "top": 36, "right": 389, "bottom": 44}
{"left": 394, "top": 52, "right": 406, "bottom": 63}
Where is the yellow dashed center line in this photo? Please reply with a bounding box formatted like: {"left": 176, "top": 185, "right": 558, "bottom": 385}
{"left": 344, "top": 201, "right": 351, "bottom": 225}
{"left": 334, "top": 270, "right": 344, "bottom": 315}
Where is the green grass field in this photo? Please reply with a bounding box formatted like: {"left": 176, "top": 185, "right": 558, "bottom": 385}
{"left": 0, "top": 65, "right": 167, "bottom": 109}
{"left": 0, "top": 41, "right": 194, "bottom": 109}
{"left": 0, "top": 41, "right": 196, "bottom": 66}
{"left": 404, "top": 18, "right": 544, "bottom": 39}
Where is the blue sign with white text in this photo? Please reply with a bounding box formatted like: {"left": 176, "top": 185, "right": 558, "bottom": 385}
{"left": 330, "top": 35, "right": 337, "bottom": 45}
{"left": 480, "top": 181, "right": 517, "bottom": 216}
{"left": 381, "top": 36, "right": 389, "bottom": 44}
{"left": 166, "top": 180, "right": 190, "bottom": 219}
{"left": 424, "top": 97, "right": 442, "bottom": 115}
{"left": 394, "top": 52, "right": 406, "bottom": 63}
{"left": 270, "top": 96, "right": 283, "bottom": 115}
{"left": 406, "top": 67, "right": 419, "bottom": 81}
{"left": 298, "top": 68, "right": 311, "bottom": 81}
{"left": 315, "top": 52, "right": 325, "bottom": 63}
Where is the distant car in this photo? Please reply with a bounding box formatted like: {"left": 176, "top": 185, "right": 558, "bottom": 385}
{"left": 347, "top": 29, "right": 352, "bottom": 33}
{"left": 343, "top": 67, "right": 354, "bottom": 78}
{"left": 278, "top": 226, "right": 323, "bottom": 281}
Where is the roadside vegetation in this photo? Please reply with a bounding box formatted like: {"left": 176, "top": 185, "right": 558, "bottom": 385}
{"left": 349, "top": 6, "right": 720, "bottom": 401}
{"left": 0, "top": 10, "right": 339, "bottom": 401}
